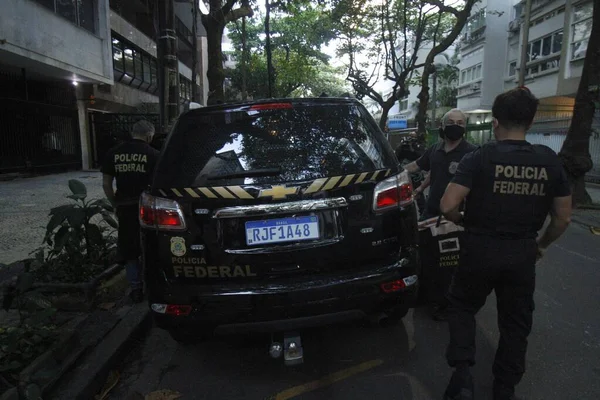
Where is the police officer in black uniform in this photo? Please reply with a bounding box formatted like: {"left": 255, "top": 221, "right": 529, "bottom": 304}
{"left": 404, "top": 109, "right": 477, "bottom": 320}
{"left": 102, "top": 120, "right": 160, "bottom": 303}
{"left": 404, "top": 109, "right": 477, "bottom": 220}
{"left": 440, "top": 88, "right": 572, "bottom": 400}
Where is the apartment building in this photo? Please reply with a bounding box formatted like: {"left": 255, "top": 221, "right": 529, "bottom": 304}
{"left": 0, "top": 0, "right": 208, "bottom": 174}
{"left": 456, "top": 0, "right": 598, "bottom": 175}
{"left": 455, "top": 0, "right": 514, "bottom": 124}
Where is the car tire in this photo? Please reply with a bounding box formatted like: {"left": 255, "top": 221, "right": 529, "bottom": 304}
{"left": 380, "top": 306, "right": 410, "bottom": 327}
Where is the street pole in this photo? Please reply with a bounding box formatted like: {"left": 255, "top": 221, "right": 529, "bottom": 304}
{"left": 191, "top": 0, "right": 199, "bottom": 102}
{"left": 157, "top": 0, "right": 180, "bottom": 134}
{"left": 518, "top": 0, "right": 532, "bottom": 87}
{"left": 265, "top": 0, "right": 274, "bottom": 98}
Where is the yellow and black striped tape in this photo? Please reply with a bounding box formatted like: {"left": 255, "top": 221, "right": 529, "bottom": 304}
{"left": 160, "top": 168, "right": 393, "bottom": 199}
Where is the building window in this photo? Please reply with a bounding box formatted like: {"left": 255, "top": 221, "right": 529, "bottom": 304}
{"left": 180, "top": 76, "right": 193, "bottom": 101}
{"left": 459, "top": 63, "right": 482, "bottom": 85}
{"left": 112, "top": 38, "right": 124, "bottom": 73}
{"left": 571, "top": 1, "right": 593, "bottom": 60}
{"left": 34, "top": 0, "right": 96, "bottom": 33}
{"left": 508, "top": 61, "right": 517, "bottom": 77}
{"left": 527, "top": 31, "right": 563, "bottom": 61}
{"left": 123, "top": 47, "right": 135, "bottom": 85}
{"left": 462, "top": 8, "right": 486, "bottom": 43}
{"left": 111, "top": 33, "right": 159, "bottom": 95}
{"left": 133, "top": 50, "right": 143, "bottom": 87}
{"left": 399, "top": 95, "right": 409, "bottom": 111}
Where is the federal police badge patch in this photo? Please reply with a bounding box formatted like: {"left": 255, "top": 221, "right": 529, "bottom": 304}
{"left": 449, "top": 161, "right": 459, "bottom": 174}
{"left": 170, "top": 237, "right": 187, "bottom": 257}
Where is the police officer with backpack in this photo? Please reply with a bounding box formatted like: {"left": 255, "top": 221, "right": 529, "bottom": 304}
{"left": 102, "top": 120, "right": 160, "bottom": 303}
{"left": 440, "top": 87, "right": 572, "bottom": 400}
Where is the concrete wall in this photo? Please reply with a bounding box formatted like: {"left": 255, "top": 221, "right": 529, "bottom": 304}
{"left": 0, "top": 0, "right": 113, "bottom": 84}
{"left": 480, "top": 0, "right": 512, "bottom": 108}
{"left": 110, "top": 12, "right": 157, "bottom": 57}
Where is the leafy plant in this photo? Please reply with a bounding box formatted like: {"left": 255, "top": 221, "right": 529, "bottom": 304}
{"left": 37, "top": 180, "right": 118, "bottom": 283}
{"left": 1, "top": 268, "right": 57, "bottom": 385}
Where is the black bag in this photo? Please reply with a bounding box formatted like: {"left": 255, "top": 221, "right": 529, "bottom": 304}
{"left": 418, "top": 217, "right": 464, "bottom": 306}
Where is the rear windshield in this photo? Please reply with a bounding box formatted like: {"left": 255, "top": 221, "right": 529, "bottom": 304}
{"left": 153, "top": 103, "right": 395, "bottom": 187}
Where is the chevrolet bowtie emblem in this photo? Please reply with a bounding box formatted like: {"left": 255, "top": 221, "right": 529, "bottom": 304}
{"left": 258, "top": 185, "right": 299, "bottom": 199}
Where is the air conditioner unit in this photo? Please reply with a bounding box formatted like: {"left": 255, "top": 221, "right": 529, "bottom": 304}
{"left": 508, "top": 19, "right": 520, "bottom": 32}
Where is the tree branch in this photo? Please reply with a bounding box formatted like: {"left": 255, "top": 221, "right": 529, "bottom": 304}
{"left": 222, "top": 0, "right": 238, "bottom": 16}
{"left": 425, "top": 0, "right": 460, "bottom": 17}
{"left": 225, "top": 5, "right": 254, "bottom": 23}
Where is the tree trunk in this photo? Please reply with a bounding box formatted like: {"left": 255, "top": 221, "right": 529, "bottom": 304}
{"left": 205, "top": 17, "right": 226, "bottom": 105}
{"left": 378, "top": 97, "right": 397, "bottom": 131}
{"left": 265, "top": 0, "right": 274, "bottom": 98}
{"left": 414, "top": 0, "right": 478, "bottom": 135}
{"left": 241, "top": 16, "right": 248, "bottom": 100}
{"left": 559, "top": 0, "right": 600, "bottom": 206}
{"left": 416, "top": 64, "right": 435, "bottom": 132}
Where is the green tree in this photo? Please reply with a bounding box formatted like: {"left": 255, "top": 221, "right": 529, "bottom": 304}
{"left": 201, "top": 0, "right": 253, "bottom": 105}
{"left": 335, "top": 0, "right": 451, "bottom": 130}
{"left": 434, "top": 52, "right": 460, "bottom": 108}
{"left": 414, "top": 0, "right": 479, "bottom": 133}
{"left": 226, "top": 8, "right": 349, "bottom": 99}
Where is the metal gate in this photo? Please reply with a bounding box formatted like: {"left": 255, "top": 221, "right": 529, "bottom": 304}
{"left": 89, "top": 112, "right": 160, "bottom": 168}
{"left": 0, "top": 69, "right": 81, "bottom": 174}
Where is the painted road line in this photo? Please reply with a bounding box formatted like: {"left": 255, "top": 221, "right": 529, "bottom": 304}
{"left": 272, "top": 359, "right": 383, "bottom": 400}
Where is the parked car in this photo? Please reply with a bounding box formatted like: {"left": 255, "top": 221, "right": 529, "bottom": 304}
{"left": 140, "top": 97, "right": 420, "bottom": 343}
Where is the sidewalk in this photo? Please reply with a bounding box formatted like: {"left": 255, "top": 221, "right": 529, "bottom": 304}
{"left": 0, "top": 171, "right": 104, "bottom": 265}
{"left": 569, "top": 183, "right": 600, "bottom": 228}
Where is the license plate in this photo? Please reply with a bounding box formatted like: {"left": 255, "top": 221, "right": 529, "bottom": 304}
{"left": 245, "top": 216, "right": 319, "bottom": 246}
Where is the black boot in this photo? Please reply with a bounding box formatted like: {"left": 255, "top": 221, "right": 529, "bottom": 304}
{"left": 129, "top": 288, "right": 144, "bottom": 304}
{"left": 493, "top": 381, "right": 521, "bottom": 400}
{"left": 444, "top": 365, "right": 474, "bottom": 400}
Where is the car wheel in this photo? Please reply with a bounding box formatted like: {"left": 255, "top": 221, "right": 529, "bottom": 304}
{"left": 380, "top": 306, "right": 410, "bottom": 327}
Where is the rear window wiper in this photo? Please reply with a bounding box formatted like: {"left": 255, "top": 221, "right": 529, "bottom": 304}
{"left": 206, "top": 167, "right": 282, "bottom": 180}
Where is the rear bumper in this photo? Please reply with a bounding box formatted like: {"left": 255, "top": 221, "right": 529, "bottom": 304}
{"left": 147, "top": 255, "right": 419, "bottom": 334}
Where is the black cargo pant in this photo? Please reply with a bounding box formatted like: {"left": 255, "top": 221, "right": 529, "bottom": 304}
{"left": 116, "top": 204, "right": 142, "bottom": 289}
{"left": 446, "top": 232, "right": 537, "bottom": 388}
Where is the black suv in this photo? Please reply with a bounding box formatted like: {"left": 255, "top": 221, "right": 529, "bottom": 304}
{"left": 140, "top": 98, "right": 420, "bottom": 342}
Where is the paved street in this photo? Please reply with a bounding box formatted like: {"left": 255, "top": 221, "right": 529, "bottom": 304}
{"left": 110, "top": 216, "right": 600, "bottom": 400}
{"left": 0, "top": 171, "right": 104, "bottom": 265}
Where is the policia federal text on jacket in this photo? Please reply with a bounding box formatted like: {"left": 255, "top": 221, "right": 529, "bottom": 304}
{"left": 439, "top": 87, "right": 572, "bottom": 400}
{"left": 101, "top": 120, "right": 160, "bottom": 303}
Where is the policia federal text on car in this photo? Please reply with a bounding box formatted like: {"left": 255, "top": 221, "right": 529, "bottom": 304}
{"left": 440, "top": 87, "right": 572, "bottom": 400}
{"left": 101, "top": 120, "right": 160, "bottom": 303}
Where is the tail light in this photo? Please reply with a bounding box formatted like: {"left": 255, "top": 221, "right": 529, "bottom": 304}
{"left": 380, "top": 275, "right": 418, "bottom": 293}
{"left": 139, "top": 192, "right": 187, "bottom": 231}
{"left": 249, "top": 102, "right": 293, "bottom": 111}
{"left": 151, "top": 303, "right": 192, "bottom": 316}
{"left": 372, "top": 172, "right": 414, "bottom": 212}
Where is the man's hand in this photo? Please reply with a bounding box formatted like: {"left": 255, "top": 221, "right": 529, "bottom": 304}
{"left": 535, "top": 244, "right": 545, "bottom": 263}
{"left": 102, "top": 174, "right": 117, "bottom": 208}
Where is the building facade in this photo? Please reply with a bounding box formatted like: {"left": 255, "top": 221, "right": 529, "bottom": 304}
{"left": 0, "top": 0, "right": 209, "bottom": 174}
{"left": 456, "top": 0, "right": 598, "bottom": 177}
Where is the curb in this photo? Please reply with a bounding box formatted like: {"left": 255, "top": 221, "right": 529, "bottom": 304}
{"left": 48, "top": 304, "right": 152, "bottom": 400}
